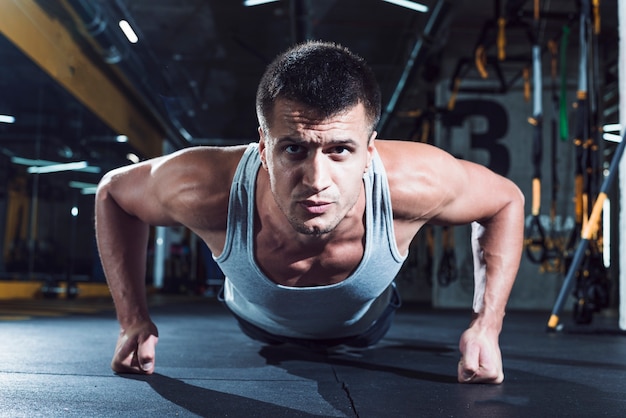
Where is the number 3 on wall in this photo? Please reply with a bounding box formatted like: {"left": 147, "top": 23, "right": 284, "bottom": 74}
{"left": 441, "top": 99, "right": 510, "bottom": 177}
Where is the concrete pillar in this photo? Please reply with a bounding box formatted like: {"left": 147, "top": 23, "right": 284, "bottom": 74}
{"left": 152, "top": 140, "right": 176, "bottom": 289}
{"left": 619, "top": 0, "right": 626, "bottom": 330}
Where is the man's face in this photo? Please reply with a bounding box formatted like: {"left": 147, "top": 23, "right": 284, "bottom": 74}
{"left": 259, "top": 99, "right": 376, "bottom": 237}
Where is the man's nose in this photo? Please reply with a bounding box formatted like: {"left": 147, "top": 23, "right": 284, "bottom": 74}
{"left": 302, "top": 152, "right": 331, "bottom": 192}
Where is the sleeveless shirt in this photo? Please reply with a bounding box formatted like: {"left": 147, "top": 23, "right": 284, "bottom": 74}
{"left": 215, "top": 143, "right": 406, "bottom": 339}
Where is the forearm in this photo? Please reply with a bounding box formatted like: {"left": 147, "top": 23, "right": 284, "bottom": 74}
{"left": 470, "top": 198, "right": 524, "bottom": 331}
{"left": 96, "top": 184, "right": 151, "bottom": 329}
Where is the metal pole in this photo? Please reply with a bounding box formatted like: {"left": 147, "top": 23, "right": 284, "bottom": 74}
{"left": 377, "top": 0, "right": 450, "bottom": 136}
{"left": 152, "top": 139, "right": 174, "bottom": 289}
{"left": 290, "top": 0, "right": 312, "bottom": 43}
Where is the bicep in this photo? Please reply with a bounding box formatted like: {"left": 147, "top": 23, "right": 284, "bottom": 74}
{"left": 97, "top": 157, "right": 181, "bottom": 226}
{"left": 381, "top": 140, "right": 522, "bottom": 226}
{"left": 431, "top": 158, "right": 523, "bottom": 226}
{"left": 98, "top": 146, "right": 241, "bottom": 229}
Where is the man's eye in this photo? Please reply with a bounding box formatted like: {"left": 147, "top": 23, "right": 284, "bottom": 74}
{"left": 331, "top": 146, "right": 351, "bottom": 155}
{"left": 285, "top": 144, "right": 304, "bottom": 154}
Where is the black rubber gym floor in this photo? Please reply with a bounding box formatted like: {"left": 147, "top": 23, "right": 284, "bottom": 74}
{"left": 1, "top": 295, "right": 625, "bottom": 417}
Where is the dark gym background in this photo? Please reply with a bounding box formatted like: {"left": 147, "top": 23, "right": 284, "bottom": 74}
{"left": 1, "top": 1, "right": 625, "bottom": 416}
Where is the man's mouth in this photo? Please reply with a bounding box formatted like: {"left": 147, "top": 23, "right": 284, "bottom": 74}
{"left": 299, "top": 200, "right": 332, "bottom": 214}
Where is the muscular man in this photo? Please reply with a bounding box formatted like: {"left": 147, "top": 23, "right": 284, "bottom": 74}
{"left": 96, "top": 41, "right": 524, "bottom": 384}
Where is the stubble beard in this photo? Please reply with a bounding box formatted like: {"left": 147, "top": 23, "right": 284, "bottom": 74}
{"left": 277, "top": 195, "right": 358, "bottom": 238}
{"left": 289, "top": 215, "right": 340, "bottom": 237}
{"left": 277, "top": 199, "right": 340, "bottom": 237}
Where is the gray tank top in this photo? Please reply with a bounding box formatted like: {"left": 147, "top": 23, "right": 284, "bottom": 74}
{"left": 215, "top": 143, "right": 406, "bottom": 339}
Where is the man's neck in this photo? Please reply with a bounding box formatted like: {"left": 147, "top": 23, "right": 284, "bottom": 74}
{"left": 253, "top": 171, "right": 367, "bottom": 286}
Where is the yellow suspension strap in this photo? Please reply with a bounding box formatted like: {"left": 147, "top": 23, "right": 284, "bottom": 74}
{"left": 405, "top": 107, "right": 434, "bottom": 145}
{"left": 404, "top": 109, "right": 423, "bottom": 142}
{"left": 523, "top": 67, "right": 530, "bottom": 102}
{"left": 475, "top": 45, "right": 489, "bottom": 79}
{"left": 447, "top": 77, "right": 461, "bottom": 111}
{"left": 592, "top": 0, "right": 600, "bottom": 35}
{"left": 497, "top": 17, "right": 506, "bottom": 61}
{"left": 534, "top": 0, "right": 540, "bottom": 20}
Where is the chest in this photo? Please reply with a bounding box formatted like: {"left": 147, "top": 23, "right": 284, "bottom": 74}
{"left": 254, "top": 230, "right": 366, "bottom": 287}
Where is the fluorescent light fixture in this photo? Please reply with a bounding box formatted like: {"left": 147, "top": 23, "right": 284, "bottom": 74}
{"left": 69, "top": 181, "right": 98, "bottom": 189}
{"left": 603, "top": 198, "right": 610, "bottom": 268}
{"left": 243, "top": 0, "right": 280, "bottom": 6}
{"left": 602, "top": 123, "right": 621, "bottom": 132}
{"left": 28, "top": 161, "right": 89, "bottom": 174}
{"left": 12, "top": 156, "right": 101, "bottom": 173}
{"left": 80, "top": 187, "right": 98, "bottom": 195}
{"left": 126, "top": 153, "right": 140, "bottom": 164}
{"left": 603, "top": 133, "right": 623, "bottom": 143}
{"left": 119, "top": 20, "right": 138, "bottom": 43}
{"left": 12, "top": 156, "right": 63, "bottom": 166}
{"left": 69, "top": 181, "right": 99, "bottom": 195}
{"left": 0, "top": 115, "right": 15, "bottom": 123}
{"left": 381, "top": 0, "right": 429, "bottom": 13}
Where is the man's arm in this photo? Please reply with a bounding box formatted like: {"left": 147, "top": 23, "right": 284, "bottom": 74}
{"left": 378, "top": 141, "right": 524, "bottom": 384}
{"left": 445, "top": 160, "right": 524, "bottom": 384}
{"left": 95, "top": 146, "right": 242, "bottom": 374}
{"left": 96, "top": 158, "right": 174, "bottom": 374}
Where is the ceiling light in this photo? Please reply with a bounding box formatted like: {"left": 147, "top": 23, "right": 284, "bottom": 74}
{"left": 243, "top": 0, "right": 280, "bottom": 6}
{"left": 603, "top": 133, "right": 623, "bottom": 143}
{"left": 602, "top": 197, "right": 610, "bottom": 268}
{"left": 69, "top": 181, "right": 99, "bottom": 195}
{"left": 80, "top": 187, "right": 98, "bottom": 195}
{"left": 118, "top": 20, "right": 138, "bottom": 44}
{"left": 12, "top": 156, "right": 101, "bottom": 173}
{"left": 126, "top": 153, "right": 140, "bottom": 164}
{"left": 381, "top": 0, "right": 429, "bottom": 13}
{"left": 69, "top": 181, "right": 98, "bottom": 189}
{"left": 0, "top": 115, "right": 15, "bottom": 124}
{"left": 603, "top": 123, "right": 621, "bottom": 133}
{"left": 12, "top": 156, "right": 61, "bottom": 166}
{"left": 28, "top": 161, "right": 89, "bottom": 174}
{"left": 116, "top": 135, "right": 128, "bottom": 143}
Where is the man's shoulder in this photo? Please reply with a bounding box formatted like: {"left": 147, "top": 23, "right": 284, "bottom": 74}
{"left": 374, "top": 140, "right": 458, "bottom": 220}
{"left": 153, "top": 144, "right": 251, "bottom": 200}
{"left": 162, "top": 144, "right": 251, "bottom": 178}
{"left": 172, "top": 143, "right": 250, "bottom": 164}
{"left": 375, "top": 140, "right": 443, "bottom": 174}
{"left": 155, "top": 144, "right": 253, "bottom": 233}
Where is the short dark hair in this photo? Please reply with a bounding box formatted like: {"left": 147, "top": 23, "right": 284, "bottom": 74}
{"left": 256, "top": 41, "right": 381, "bottom": 134}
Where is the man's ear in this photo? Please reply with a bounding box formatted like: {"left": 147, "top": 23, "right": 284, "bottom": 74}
{"left": 365, "top": 131, "right": 377, "bottom": 172}
{"left": 258, "top": 126, "right": 268, "bottom": 170}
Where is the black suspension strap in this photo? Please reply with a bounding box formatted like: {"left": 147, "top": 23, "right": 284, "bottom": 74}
{"left": 572, "top": 0, "right": 609, "bottom": 324}
{"left": 525, "top": 0, "right": 547, "bottom": 264}
{"left": 548, "top": 0, "right": 614, "bottom": 330}
{"left": 565, "top": 0, "right": 590, "bottom": 257}
{"left": 539, "top": 38, "right": 564, "bottom": 273}
{"left": 558, "top": 25, "right": 570, "bottom": 142}
{"left": 437, "top": 226, "right": 457, "bottom": 287}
